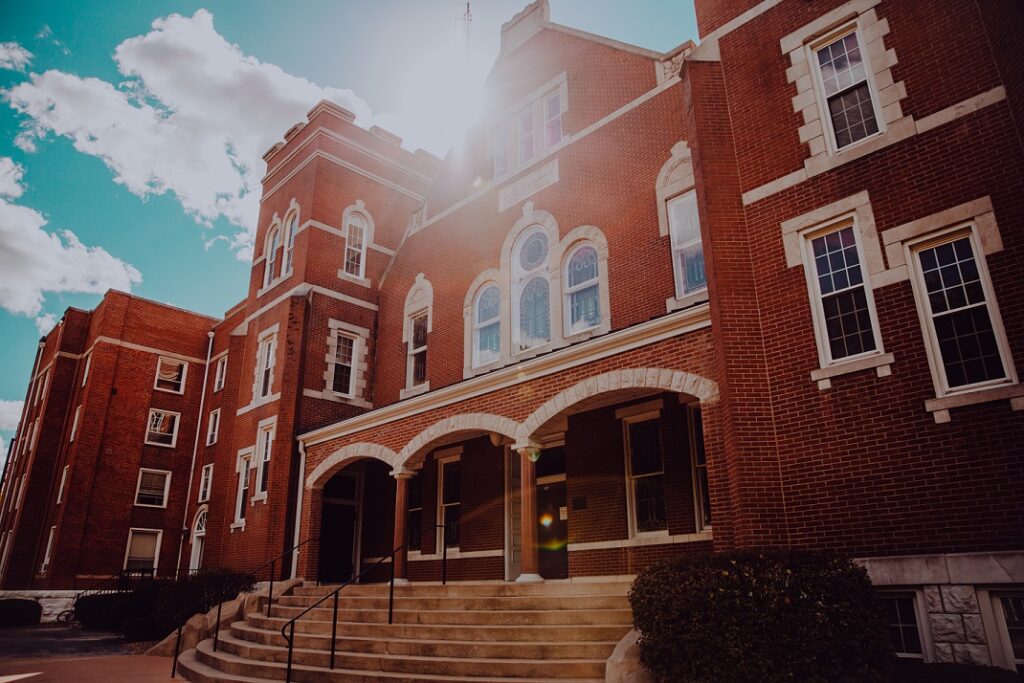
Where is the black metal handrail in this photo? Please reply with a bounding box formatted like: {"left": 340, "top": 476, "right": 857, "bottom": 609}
{"left": 170, "top": 537, "right": 312, "bottom": 677}
{"left": 280, "top": 543, "right": 408, "bottom": 682}
{"left": 59, "top": 568, "right": 160, "bottom": 623}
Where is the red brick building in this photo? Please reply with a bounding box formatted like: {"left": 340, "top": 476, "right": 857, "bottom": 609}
{"left": 1, "top": 0, "right": 1021, "bottom": 671}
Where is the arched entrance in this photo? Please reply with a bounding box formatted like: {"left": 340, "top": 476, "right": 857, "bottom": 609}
{"left": 189, "top": 507, "right": 207, "bottom": 573}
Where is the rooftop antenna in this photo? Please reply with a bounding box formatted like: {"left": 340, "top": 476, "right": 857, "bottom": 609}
{"left": 463, "top": 1, "right": 472, "bottom": 61}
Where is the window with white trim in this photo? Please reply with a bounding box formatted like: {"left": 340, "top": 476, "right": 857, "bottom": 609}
{"left": 811, "top": 27, "right": 880, "bottom": 150}
{"left": 623, "top": 412, "right": 667, "bottom": 535}
{"left": 879, "top": 594, "right": 925, "bottom": 659}
{"left": 331, "top": 332, "right": 356, "bottom": 396}
{"left": 997, "top": 594, "right": 1024, "bottom": 674}
{"left": 688, "top": 405, "right": 711, "bottom": 532}
{"left": 124, "top": 529, "right": 161, "bottom": 571}
{"left": 69, "top": 405, "right": 81, "bottom": 442}
{"left": 213, "top": 356, "right": 227, "bottom": 393}
{"left": 145, "top": 409, "right": 180, "bottom": 448}
{"left": 56, "top": 465, "right": 68, "bottom": 504}
{"left": 667, "top": 191, "right": 707, "bottom": 298}
{"left": 438, "top": 457, "right": 461, "bottom": 549}
{"left": 491, "top": 84, "right": 566, "bottom": 178}
{"left": 15, "top": 474, "right": 25, "bottom": 510}
{"left": 518, "top": 106, "right": 535, "bottom": 165}
{"left": 282, "top": 212, "right": 298, "bottom": 275}
{"left": 803, "top": 220, "right": 882, "bottom": 365}
{"left": 154, "top": 357, "right": 187, "bottom": 394}
{"left": 544, "top": 90, "right": 563, "bottom": 149}
{"left": 256, "top": 333, "right": 277, "bottom": 399}
{"left": 908, "top": 229, "right": 1012, "bottom": 393}
{"left": 563, "top": 243, "right": 600, "bottom": 335}
{"left": 206, "top": 408, "right": 220, "bottom": 446}
{"left": 343, "top": 212, "right": 368, "bottom": 279}
{"left": 263, "top": 226, "right": 280, "bottom": 287}
{"left": 407, "top": 312, "right": 428, "bottom": 389}
{"left": 234, "top": 456, "right": 251, "bottom": 525}
{"left": 135, "top": 469, "right": 171, "bottom": 508}
{"left": 198, "top": 464, "right": 213, "bottom": 503}
{"left": 256, "top": 424, "right": 274, "bottom": 496}
{"left": 40, "top": 526, "right": 55, "bottom": 574}
{"left": 472, "top": 285, "right": 501, "bottom": 368}
{"left": 513, "top": 227, "right": 551, "bottom": 351}
{"left": 81, "top": 354, "right": 91, "bottom": 387}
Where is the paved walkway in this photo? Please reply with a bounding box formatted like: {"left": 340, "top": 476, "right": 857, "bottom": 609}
{"left": 0, "top": 624, "right": 126, "bottom": 659}
{"left": 0, "top": 654, "right": 173, "bottom": 682}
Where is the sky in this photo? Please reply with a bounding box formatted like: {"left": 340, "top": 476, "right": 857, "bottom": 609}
{"left": 0, "top": 0, "right": 699, "bottom": 460}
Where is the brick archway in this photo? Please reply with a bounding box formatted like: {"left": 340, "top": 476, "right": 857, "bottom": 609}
{"left": 516, "top": 367, "right": 718, "bottom": 443}
{"left": 398, "top": 412, "right": 522, "bottom": 467}
{"left": 306, "top": 442, "right": 401, "bottom": 489}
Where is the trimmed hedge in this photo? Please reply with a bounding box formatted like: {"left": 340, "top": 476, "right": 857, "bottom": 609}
{"left": 0, "top": 598, "right": 42, "bottom": 627}
{"left": 630, "top": 550, "right": 892, "bottom": 683}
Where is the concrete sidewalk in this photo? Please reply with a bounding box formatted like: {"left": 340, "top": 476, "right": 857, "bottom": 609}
{"left": 0, "top": 654, "right": 174, "bottom": 682}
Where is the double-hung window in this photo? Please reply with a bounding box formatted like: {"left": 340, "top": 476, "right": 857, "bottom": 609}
{"left": 81, "top": 354, "right": 91, "bottom": 387}
{"left": 198, "top": 464, "right": 213, "bottom": 503}
{"left": 407, "top": 312, "right": 428, "bottom": 388}
{"left": 282, "top": 213, "right": 298, "bottom": 275}
{"left": 564, "top": 244, "right": 600, "bottom": 334}
{"left": 145, "top": 409, "right": 179, "bottom": 448}
{"left": 124, "top": 529, "right": 161, "bottom": 572}
{"left": 667, "top": 191, "right": 707, "bottom": 298}
{"left": 544, "top": 90, "right": 563, "bottom": 149}
{"left": 256, "top": 334, "right": 277, "bottom": 399}
{"left": 623, "top": 414, "right": 667, "bottom": 534}
{"left": 206, "top": 408, "right": 220, "bottom": 446}
{"left": 472, "top": 285, "right": 501, "bottom": 368}
{"left": 263, "top": 227, "right": 280, "bottom": 287}
{"left": 69, "top": 405, "right": 81, "bottom": 442}
{"left": 879, "top": 594, "right": 925, "bottom": 660}
{"left": 332, "top": 333, "right": 356, "bottom": 396}
{"left": 256, "top": 424, "right": 274, "bottom": 496}
{"left": 40, "top": 526, "right": 56, "bottom": 574}
{"left": 235, "top": 456, "right": 251, "bottom": 524}
{"left": 213, "top": 356, "right": 227, "bottom": 392}
{"left": 804, "top": 221, "right": 881, "bottom": 364}
{"left": 344, "top": 213, "right": 368, "bottom": 279}
{"left": 438, "top": 458, "right": 461, "bottom": 549}
{"left": 812, "top": 28, "right": 880, "bottom": 150}
{"left": 135, "top": 469, "right": 171, "bottom": 507}
{"left": 154, "top": 357, "right": 187, "bottom": 394}
{"left": 909, "top": 230, "right": 1012, "bottom": 393}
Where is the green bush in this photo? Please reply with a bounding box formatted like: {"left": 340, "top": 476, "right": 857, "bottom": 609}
{"left": 0, "top": 599, "right": 42, "bottom": 627}
{"left": 155, "top": 569, "right": 257, "bottom": 632}
{"left": 629, "top": 550, "right": 892, "bottom": 683}
{"left": 892, "top": 659, "right": 1020, "bottom": 682}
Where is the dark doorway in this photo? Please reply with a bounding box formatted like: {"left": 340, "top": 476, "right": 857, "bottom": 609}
{"left": 536, "top": 447, "right": 568, "bottom": 579}
{"left": 319, "top": 472, "right": 360, "bottom": 583}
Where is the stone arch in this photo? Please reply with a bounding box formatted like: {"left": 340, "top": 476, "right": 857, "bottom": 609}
{"left": 306, "top": 442, "right": 401, "bottom": 489}
{"left": 398, "top": 412, "right": 522, "bottom": 467}
{"left": 516, "top": 367, "right": 719, "bottom": 443}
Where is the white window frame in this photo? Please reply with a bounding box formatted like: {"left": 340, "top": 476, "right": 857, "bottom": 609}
{"left": 989, "top": 591, "right": 1024, "bottom": 674}
{"left": 213, "top": 356, "right": 227, "bottom": 393}
{"left": 256, "top": 332, "right": 277, "bottom": 400}
{"left": 343, "top": 212, "right": 368, "bottom": 280}
{"left": 491, "top": 77, "right": 568, "bottom": 179}
{"left": 799, "top": 214, "right": 885, "bottom": 369}
{"left": 153, "top": 356, "right": 188, "bottom": 395}
{"left": 198, "top": 464, "right": 213, "bottom": 503}
{"left": 877, "top": 590, "right": 934, "bottom": 662}
{"left": 687, "top": 404, "right": 711, "bottom": 533}
{"left": 471, "top": 284, "right": 502, "bottom": 369}
{"left": 81, "top": 354, "right": 91, "bottom": 387}
{"left": 254, "top": 419, "right": 275, "bottom": 501}
{"left": 281, "top": 211, "right": 298, "bottom": 276}
{"left": 562, "top": 242, "right": 601, "bottom": 336}
{"left": 263, "top": 225, "right": 280, "bottom": 288}
{"left": 400, "top": 275, "right": 433, "bottom": 399}
{"left": 56, "top": 465, "right": 68, "bottom": 505}
{"left": 206, "top": 408, "right": 220, "bottom": 446}
{"left": 122, "top": 528, "right": 162, "bottom": 572}
{"left": 619, "top": 404, "right": 668, "bottom": 538}
{"left": 667, "top": 190, "right": 707, "bottom": 300}
{"left": 904, "top": 223, "right": 1017, "bottom": 399}
{"left": 436, "top": 452, "right": 462, "bottom": 552}
{"left": 69, "top": 405, "right": 81, "bottom": 442}
{"left": 543, "top": 89, "right": 563, "bottom": 150}
{"left": 330, "top": 332, "right": 357, "bottom": 397}
{"left": 517, "top": 106, "right": 535, "bottom": 166}
{"left": 134, "top": 468, "right": 172, "bottom": 508}
{"left": 511, "top": 226, "right": 552, "bottom": 354}
{"left": 40, "top": 526, "right": 56, "bottom": 575}
{"left": 232, "top": 452, "right": 252, "bottom": 528}
{"left": 807, "top": 22, "right": 885, "bottom": 155}
{"left": 406, "top": 311, "right": 429, "bottom": 390}
{"left": 145, "top": 408, "right": 180, "bottom": 448}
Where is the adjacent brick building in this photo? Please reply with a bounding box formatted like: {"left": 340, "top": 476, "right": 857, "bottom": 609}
{"left": 1, "top": 0, "right": 1021, "bottom": 671}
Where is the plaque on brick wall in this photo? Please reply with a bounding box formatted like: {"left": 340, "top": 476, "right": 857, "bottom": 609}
{"left": 498, "top": 160, "right": 559, "bottom": 212}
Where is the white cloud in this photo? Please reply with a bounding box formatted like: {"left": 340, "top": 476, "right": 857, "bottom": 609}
{"left": 0, "top": 42, "right": 33, "bottom": 72}
{"left": 0, "top": 157, "right": 142, "bottom": 319}
{"left": 35, "top": 312, "right": 57, "bottom": 335}
{"left": 4, "top": 10, "right": 391, "bottom": 259}
{"left": 0, "top": 400, "right": 23, "bottom": 432}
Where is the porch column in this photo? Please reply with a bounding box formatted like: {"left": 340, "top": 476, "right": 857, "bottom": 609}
{"left": 516, "top": 444, "right": 544, "bottom": 583}
{"left": 392, "top": 470, "right": 412, "bottom": 585}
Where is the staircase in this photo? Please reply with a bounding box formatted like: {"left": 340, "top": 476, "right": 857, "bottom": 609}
{"left": 176, "top": 580, "right": 633, "bottom": 682}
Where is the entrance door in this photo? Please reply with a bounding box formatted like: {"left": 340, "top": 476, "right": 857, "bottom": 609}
{"left": 537, "top": 446, "right": 568, "bottom": 579}
{"left": 319, "top": 472, "right": 361, "bottom": 583}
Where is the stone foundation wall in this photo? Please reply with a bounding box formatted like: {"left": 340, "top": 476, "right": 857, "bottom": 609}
{"left": 924, "top": 584, "right": 990, "bottom": 665}
{"left": 0, "top": 589, "right": 77, "bottom": 622}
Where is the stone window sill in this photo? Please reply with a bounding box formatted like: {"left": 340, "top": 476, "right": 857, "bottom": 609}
{"left": 336, "top": 270, "right": 372, "bottom": 288}
{"left": 666, "top": 290, "right": 709, "bottom": 314}
{"left": 926, "top": 383, "right": 1024, "bottom": 423}
{"left": 400, "top": 382, "right": 430, "bottom": 401}
{"left": 811, "top": 352, "right": 894, "bottom": 390}
{"left": 230, "top": 521, "right": 245, "bottom": 533}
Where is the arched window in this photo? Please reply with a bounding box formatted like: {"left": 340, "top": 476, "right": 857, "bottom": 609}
{"left": 344, "top": 212, "right": 368, "bottom": 279}
{"left": 472, "top": 285, "right": 501, "bottom": 367}
{"left": 263, "top": 227, "right": 280, "bottom": 287}
{"left": 564, "top": 243, "right": 600, "bottom": 333}
{"left": 513, "top": 227, "right": 551, "bottom": 350}
{"left": 282, "top": 212, "right": 298, "bottom": 275}
{"left": 189, "top": 507, "right": 207, "bottom": 572}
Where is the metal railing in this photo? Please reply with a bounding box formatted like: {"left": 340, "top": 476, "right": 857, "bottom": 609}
{"left": 170, "top": 537, "right": 312, "bottom": 678}
{"left": 58, "top": 568, "right": 161, "bottom": 623}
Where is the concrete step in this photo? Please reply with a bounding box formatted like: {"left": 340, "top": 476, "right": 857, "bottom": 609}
{"left": 275, "top": 593, "right": 630, "bottom": 611}
{"left": 267, "top": 604, "right": 633, "bottom": 626}
{"left": 230, "top": 620, "right": 620, "bottom": 659}
{"left": 189, "top": 638, "right": 605, "bottom": 682}
{"left": 213, "top": 630, "right": 607, "bottom": 679}
{"left": 292, "top": 580, "right": 630, "bottom": 598}
{"left": 245, "top": 612, "right": 630, "bottom": 642}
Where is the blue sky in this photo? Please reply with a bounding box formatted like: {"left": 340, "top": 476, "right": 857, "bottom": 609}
{"left": 0, "top": 0, "right": 698, "bottom": 455}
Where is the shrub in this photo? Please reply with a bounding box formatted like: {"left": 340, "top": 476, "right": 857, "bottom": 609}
{"left": 630, "top": 550, "right": 892, "bottom": 683}
{"left": 0, "top": 599, "right": 41, "bottom": 627}
{"left": 892, "top": 660, "right": 1020, "bottom": 682}
{"left": 155, "top": 569, "right": 257, "bottom": 632}
{"left": 74, "top": 593, "right": 121, "bottom": 630}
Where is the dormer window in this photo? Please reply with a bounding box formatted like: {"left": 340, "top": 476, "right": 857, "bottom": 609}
{"left": 491, "top": 77, "right": 567, "bottom": 179}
